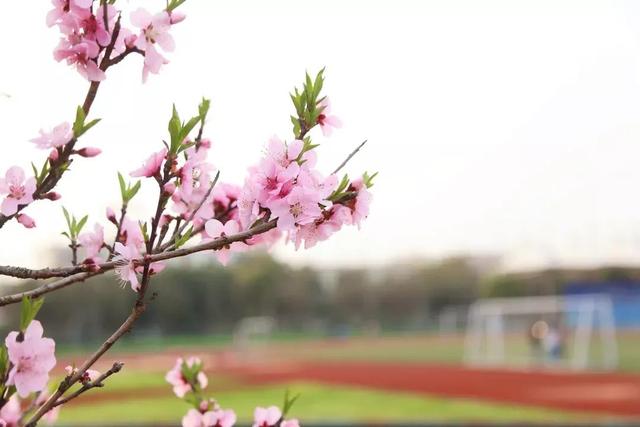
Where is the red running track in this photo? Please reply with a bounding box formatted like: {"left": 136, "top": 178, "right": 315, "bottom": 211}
{"left": 230, "top": 361, "right": 640, "bottom": 417}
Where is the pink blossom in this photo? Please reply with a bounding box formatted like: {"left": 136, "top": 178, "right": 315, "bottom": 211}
{"left": 317, "top": 98, "right": 342, "bottom": 137}
{"left": 297, "top": 169, "right": 338, "bottom": 200}
{"left": 266, "top": 137, "right": 303, "bottom": 168}
{"left": 79, "top": 223, "right": 104, "bottom": 261}
{"left": 165, "top": 357, "right": 208, "bottom": 398}
{"left": 204, "top": 219, "right": 245, "bottom": 266}
{"left": 237, "top": 179, "right": 261, "bottom": 229}
{"left": 182, "top": 409, "right": 237, "bottom": 427}
{"left": 255, "top": 158, "right": 298, "bottom": 203}
{"left": 179, "top": 145, "right": 216, "bottom": 200}
{"left": 114, "top": 242, "right": 140, "bottom": 291}
{"left": 0, "top": 395, "right": 21, "bottom": 427}
{"left": 268, "top": 187, "right": 323, "bottom": 232}
{"left": 46, "top": 0, "right": 92, "bottom": 27}
{"left": 130, "top": 9, "right": 176, "bottom": 82}
{"left": 347, "top": 178, "right": 372, "bottom": 228}
{"left": 30, "top": 122, "right": 73, "bottom": 149}
{"left": 54, "top": 38, "right": 105, "bottom": 82}
{"left": 16, "top": 214, "right": 36, "bottom": 229}
{"left": 130, "top": 148, "right": 167, "bottom": 178}
{"left": 0, "top": 166, "right": 36, "bottom": 216}
{"left": 253, "top": 406, "right": 282, "bottom": 427}
{"left": 5, "top": 320, "right": 56, "bottom": 398}
{"left": 120, "top": 218, "right": 145, "bottom": 249}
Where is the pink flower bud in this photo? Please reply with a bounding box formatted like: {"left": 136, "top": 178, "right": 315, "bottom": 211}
{"left": 106, "top": 207, "right": 117, "bottom": 224}
{"left": 163, "top": 182, "right": 176, "bottom": 196}
{"left": 159, "top": 214, "right": 172, "bottom": 228}
{"left": 43, "top": 192, "right": 61, "bottom": 201}
{"left": 49, "top": 149, "right": 59, "bottom": 162}
{"left": 169, "top": 11, "right": 186, "bottom": 24}
{"left": 125, "top": 34, "right": 137, "bottom": 49}
{"left": 77, "top": 147, "right": 102, "bottom": 158}
{"left": 16, "top": 213, "right": 36, "bottom": 229}
{"left": 199, "top": 138, "right": 212, "bottom": 149}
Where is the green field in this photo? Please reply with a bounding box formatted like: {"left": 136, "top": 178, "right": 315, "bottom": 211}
{"left": 58, "top": 375, "right": 590, "bottom": 425}
{"left": 52, "top": 331, "right": 640, "bottom": 425}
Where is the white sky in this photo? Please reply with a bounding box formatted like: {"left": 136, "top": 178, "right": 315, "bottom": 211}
{"left": 2, "top": 0, "right": 640, "bottom": 271}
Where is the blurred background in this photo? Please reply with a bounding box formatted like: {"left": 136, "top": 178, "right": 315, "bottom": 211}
{"left": 2, "top": 0, "right": 640, "bottom": 425}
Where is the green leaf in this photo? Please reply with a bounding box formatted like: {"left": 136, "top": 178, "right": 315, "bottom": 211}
{"left": 117, "top": 172, "right": 127, "bottom": 202}
{"left": 62, "top": 207, "right": 72, "bottom": 234}
{"left": 166, "top": 0, "right": 187, "bottom": 12}
{"left": 77, "top": 118, "right": 101, "bottom": 137}
{"left": 174, "top": 227, "right": 193, "bottom": 249}
{"left": 0, "top": 346, "right": 8, "bottom": 380}
{"left": 363, "top": 171, "right": 378, "bottom": 188}
{"left": 179, "top": 116, "right": 199, "bottom": 141}
{"left": 282, "top": 389, "right": 301, "bottom": 416}
{"left": 76, "top": 215, "right": 88, "bottom": 235}
{"left": 20, "top": 297, "right": 45, "bottom": 332}
{"left": 128, "top": 180, "right": 142, "bottom": 201}
{"left": 198, "top": 98, "right": 211, "bottom": 125}
{"left": 73, "top": 106, "right": 86, "bottom": 137}
{"left": 168, "top": 104, "right": 182, "bottom": 152}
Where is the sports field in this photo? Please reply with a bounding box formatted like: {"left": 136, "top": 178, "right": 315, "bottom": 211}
{"left": 52, "top": 331, "right": 640, "bottom": 425}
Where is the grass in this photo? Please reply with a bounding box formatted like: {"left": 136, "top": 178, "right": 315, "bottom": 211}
{"left": 58, "top": 380, "right": 590, "bottom": 426}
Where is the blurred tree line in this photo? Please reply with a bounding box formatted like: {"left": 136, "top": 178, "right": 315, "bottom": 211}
{"left": 3, "top": 253, "right": 639, "bottom": 344}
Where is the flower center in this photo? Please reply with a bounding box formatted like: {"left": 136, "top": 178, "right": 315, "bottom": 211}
{"left": 144, "top": 25, "right": 159, "bottom": 44}
{"left": 289, "top": 202, "right": 303, "bottom": 218}
{"left": 8, "top": 184, "right": 25, "bottom": 200}
{"left": 16, "top": 355, "right": 35, "bottom": 373}
{"left": 317, "top": 113, "right": 326, "bottom": 125}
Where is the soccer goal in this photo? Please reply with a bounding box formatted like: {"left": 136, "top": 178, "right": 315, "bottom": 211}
{"left": 464, "top": 294, "right": 618, "bottom": 370}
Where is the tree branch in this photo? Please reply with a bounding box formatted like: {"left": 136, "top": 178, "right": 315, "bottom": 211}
{"left": 332, "top": 139, "right": 367, "bottom": 175}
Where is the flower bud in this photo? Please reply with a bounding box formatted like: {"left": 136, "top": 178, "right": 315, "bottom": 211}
{"left": 77, "top": 147, "right": 102, "bottom": 158}
{"left": 159, "top": 214, "right": 172, "bottom": 228}
{"left": 169, "top": 11, "right": 186, "bottom": 24}
{"left": 48, "top": 149, "right": 59, "bottom": 162}
{"left": 43, "top": 192, "right": 61, "bottom": 201}
{"left": 125, "top": 34, "right": 137, "bottom": 49}
{"left": 163, "top": 182, "right": 176, "bottom": 196}
{"left": 16, "top": 213, "right": 36, "bottom": 229}
{"left": 106, "top": 207, "right": 117, "bottom": 224}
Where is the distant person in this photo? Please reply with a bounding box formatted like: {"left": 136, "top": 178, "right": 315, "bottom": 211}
{"left": 543, "top": 324, "right": 564, "bottom": 363}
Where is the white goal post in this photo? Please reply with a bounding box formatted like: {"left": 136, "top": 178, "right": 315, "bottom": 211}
{"left": 464, "top": 294, "right": 618, "bottom": 370}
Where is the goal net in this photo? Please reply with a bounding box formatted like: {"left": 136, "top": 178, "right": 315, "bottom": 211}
{"left": 464, "top": 294, "right": 618, "bottom": 370}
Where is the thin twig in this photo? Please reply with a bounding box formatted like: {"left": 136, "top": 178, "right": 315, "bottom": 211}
{"left": 332, "top": 139, "right": 367, "bottom": 175}
{"left": 52, "top": 362, "right": 123, "bottom": 408}
{"left": 172, "top": 171, "right": 220, "bottom": 241}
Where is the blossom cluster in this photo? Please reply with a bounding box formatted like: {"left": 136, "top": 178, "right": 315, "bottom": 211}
{"left": 0, "top": 2, "right": 376, "bottom": 425}
{"left": 48, "top": 0, "right": 184, "bottom": 82}
{"left": 166, "top": 357, "right": 300, "bottom": 427}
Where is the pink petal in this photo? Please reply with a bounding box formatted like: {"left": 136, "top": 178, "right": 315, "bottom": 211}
{"left": 130, "top": 8, "right": 152, "bottom": 28}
